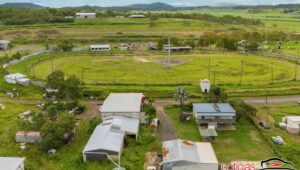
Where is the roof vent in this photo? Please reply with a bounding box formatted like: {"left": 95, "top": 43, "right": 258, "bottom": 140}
{"left": 213, "top": 103, "right": 220, "bottom": 112}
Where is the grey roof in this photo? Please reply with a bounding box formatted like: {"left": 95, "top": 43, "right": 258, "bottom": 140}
{"left": 90, "top": 45, "right": 110, "bottom": 48}
{"left": 162, "top": 139, "right": 218, "bottom": 164}
{"left": 101, "top": 93, "right": 144, "bottom": 113}
{"left": 103, "top": 116, "right": 140, "bottom": 134}
{"left": 193, "top": 103, "right": 236, "bottom": 117}
{"left": 0, "top": 157, "right": 25, "bottom": 170}
{"left": 83, "top": 123, "right": 125, "bottom": 153}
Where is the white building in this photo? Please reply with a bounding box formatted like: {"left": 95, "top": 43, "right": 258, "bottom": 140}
{"left": 90, "top": 45, "right": 111, "bottom": 51}
{"left": 76, "top": 13, "right": 96, "bottom": 19}
{"left": 282, "top": 116, "right": 300, "bottom": 134}
{"left": 4, "top": 73, "right": 30, "bottom": 86}
{"left": 0, "top": 40, "right": 10, "bottom": 50}
{"left": 0, "top": 157, "right": 25, "bottom": 170}
{"left": 83, "top": 116, "right": 139, "bottom": 162}
{"left": 129, "top": 14, "right": 146, "bottom": 18}
{"left": 162, "top": 139, "right": 218, "bottom": 170}
{"left": 100, "top": 93, "right": 145, "bottom": 121}
{"left": 200, "top": 79, "right": 211, "bottom": 93}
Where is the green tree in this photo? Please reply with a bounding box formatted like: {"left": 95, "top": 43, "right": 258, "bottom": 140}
{"left": 41, "top": 121, "right": 64, "bottom": 151}
{"left": 245, "top": 41, "right": 259, "bottom": 52}
{"left": 58, "top": 40, "right": 73, "bottom": 51}
{"left": 48, "top": 105, "right": 58, "bottom": 121}
{"left": 149, "top": 15, "right": 159, "bottom": 27}
{"left": 144, "top": 105, "right": 157, "bottom": 124}
{"left": 88, "top": 117, "right": 102, "bottom": 134}
{"left": 217, "top": 37, "right": 238, "bottom": 51}
{"left": 174, "top": 86, "right": 190, "bottom": 111}
{"left": 63, "top": 75, "right": 82, "bottom": 100}
{"left": 204, "top": 86, "right": 228, "bottom": 103}
{"left": 47, "top": 70, "right": 65, "bottom": 89}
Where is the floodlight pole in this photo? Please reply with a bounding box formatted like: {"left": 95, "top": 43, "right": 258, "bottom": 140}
{"left": 168, "top": 36, "right": 171, "bottom": 67}
{"left": 208, "top": 58, "right": 211, "bottom": 79}
{"left": 295, "top": 48, "right": 299, "bottom": 81}
{"left": 240, "top": 59, "right": 244, "bottom": 85}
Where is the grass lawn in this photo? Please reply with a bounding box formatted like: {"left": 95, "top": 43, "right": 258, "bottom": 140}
{"left": 256, "top": 103, "right": 300, "bottom": 168}
{"left": 0, "top": 99, "right": 161, "bottom": 170}
{"left": 163, "top": 105, "right": 275, "bottom": 164}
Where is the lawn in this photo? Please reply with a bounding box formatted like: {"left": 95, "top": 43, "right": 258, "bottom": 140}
{"left": 256, "top": 103, "right": 300, "bottom": 168}
{"left": 0, "top": 99, "right": 161, "bottom": 170}
{"left": 9, "top": 51, "right": 300, "bottom": 86}
{"left": 163, "top": 105, "right": 275, "bottom": 164}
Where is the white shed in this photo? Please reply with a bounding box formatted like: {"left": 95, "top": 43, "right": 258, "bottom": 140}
{"left": 0, "top": 157, "right": 25, "bottom": 170}
{"left": 0, "top": 40, "right": 10, "bottom": 50}
{"left": 76, "top": 13, "right": 96, "bottom": 18}
{"left": 100, "top": 93, "right": 145, "bottom": 121}
{"left": 200, "top": 79, "right": 211, "bottom": 93}
{"left": 129, "top": 14, "right": 146, "bottom": 18}
{"left": 4, "top": 73, "right": 30, "bottom": 86}
{"left": 162, "top": 139, "right": 218, "bottom": 170}
{"left": 90, "top": 45, "right": 111, "bottom": 51}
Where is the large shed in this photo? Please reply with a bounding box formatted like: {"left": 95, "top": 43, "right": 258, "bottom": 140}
{"left": 90, "top": 45, "right": 111, "bottom": 51}
{"left": 162, "top": 139, "right": 218, "bottom": 170}
{"left": 76, "top": 13, "right": 96, "bottom": 18}
{"left": 4, "top": 73, "right": 30, "bottom": 86}
{"left": 100, "top": 93, "right": 144, "bottom": 121}
{"left": 0, "top": 157, "right": 25, "bottom": 170}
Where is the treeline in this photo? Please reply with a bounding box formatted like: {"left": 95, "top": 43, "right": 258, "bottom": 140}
{"left": 0, "top": 8, "right": 76, "bottom": 25}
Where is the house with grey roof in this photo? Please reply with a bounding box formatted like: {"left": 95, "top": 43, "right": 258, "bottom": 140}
{"left": 83, "top": 116, "right": 139, "bottom": 162}
{"left": 0, "top": 157, "right": 25, "bottom": 170}
{"left": 193, "top": 103, "right": 236, "bottom": 128}
{"left": 162, "top": 139, "right": 218, "bottom": 170}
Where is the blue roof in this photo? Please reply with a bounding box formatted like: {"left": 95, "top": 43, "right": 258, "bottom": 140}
{"left": 193, "top": 103, "right": 236, "bottom": 116}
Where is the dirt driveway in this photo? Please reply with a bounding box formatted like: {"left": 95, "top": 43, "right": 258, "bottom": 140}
{"left": 79, "top": 100, "right": 102, "bottom": 120}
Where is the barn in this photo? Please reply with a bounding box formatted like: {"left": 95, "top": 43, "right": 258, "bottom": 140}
{"left": 76, "top": 13, "right": 96, "bottom": 18}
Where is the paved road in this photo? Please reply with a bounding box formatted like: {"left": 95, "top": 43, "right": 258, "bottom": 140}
{"left": 244, "top": 95, "right": 300, "bottom": 105}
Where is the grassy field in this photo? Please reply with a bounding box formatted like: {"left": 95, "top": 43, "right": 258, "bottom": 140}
{"left": 0, "top": 99, "right": 161, "bottom": 170}
{"left": 163, "top": 105, "right": 275, "bottom": 164}
{"left": 9, "top": 51, "right": 300, "bottom": 85}
{"left": 256, "top": 103, "right": 300, "bottom": 168}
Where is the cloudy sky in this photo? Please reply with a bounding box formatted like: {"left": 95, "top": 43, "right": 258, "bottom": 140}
{"left": 0, "top": 0, "right": 299, "bottom": 7}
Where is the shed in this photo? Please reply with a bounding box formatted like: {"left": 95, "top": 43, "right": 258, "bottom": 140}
{"left": 76, "top": 13, "right": 96, "bottom": 18}
{"left": 162, "top": 139, "right": 218, "bottom": 170}
{"left": 163, "top": 46, "right": 192, "bottom": 52}
{"left": 100, "top": 93, "right": 144, "bottom": 121}
{"left": 0, "top": 157, "right": 25, "bottom": 170}
{"left": 0, "top": 40, "right": 10, "bottom": 50}
{"left": 200, "top": 79, "right": 211, "bottom": 93}
{"left": 129, "top": 14, "right": 146, "bottom": 18}
{"left": 83, "top": 123, "right": 125, "bottom": 162}
{"left": 4, "top": 73, "right": 30, "bottom": 86}
{"left": 90, "top": 45, "right": 111, "bottom": 51}
{"left": 15, "top": 131, "right": 42, "bottom": 143}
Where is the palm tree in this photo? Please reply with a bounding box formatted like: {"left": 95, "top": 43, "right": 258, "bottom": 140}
{"left": 174, "top": 86, "right": 190, "bottom": 112}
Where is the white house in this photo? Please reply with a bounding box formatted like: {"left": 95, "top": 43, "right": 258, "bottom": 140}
{"left": 162, "top": 139, "right": 218, "bottom": 170}
{"left": 129, "top": 14, "right": 146, "bottom": 18}
{"left": 76, "top": 13, "right": 96, "bottom": 18}
{"left": 0, "top": 40, "right": 10, "bottom": 50}
{"left": 90, "top": 45, "right": 111, "bottom": 51}
{"left": 0, "top": 157, "right": 25, "bottom": 170}
{"left": 4, "top": 73, "right": 30, "bottom": 86}
{"left": 83, "top": 116, "right": 139, "bottom": 162}
{"left": 100, "top": 93, "right": 145, "bottom": 121}
{"left": 281, "top": 116, "right": 300, "bottom": 134}
{"left": 200, "top": 79, "right": 211, "bottom": 93}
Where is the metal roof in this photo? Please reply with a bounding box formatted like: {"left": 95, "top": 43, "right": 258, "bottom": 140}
{"left": 162, "top": 139, "right": 218, "bottom": 164}
{"left": 5, "top": 73, "right": 27, "bottom": 79}
{"left": 103, "top": 116, "right": 140, "bottom": 134}
{"left": 0, "top": 157, "right": 25, "bottom": 170}
{"left": 0, "top": 40, "right": 10, "bottom": 44}
{"left": 101, "top": 93, "right": 144, "bottom": 113}
{"left": 90, "top": 45, "right": 110, "bottom": 48}
{"left": 76, "top": 13, "right": 96, "bottom": 15}
{"left": 193, "top": 103, "right": 236, "bottom": 117}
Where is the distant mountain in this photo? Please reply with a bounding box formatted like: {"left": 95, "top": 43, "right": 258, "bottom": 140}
{"left": 0, "top": 3, "right": 44, "bottom": 9}
{"left": 113, "top": 2, "right": 175, "bottom": 10}
{"left": 214, "top": 2, "right": 241, "bottom": 7}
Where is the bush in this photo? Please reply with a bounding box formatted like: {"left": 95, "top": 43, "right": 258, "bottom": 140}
{"left": 88, "top": 117, "right": 102, "bottom": 134}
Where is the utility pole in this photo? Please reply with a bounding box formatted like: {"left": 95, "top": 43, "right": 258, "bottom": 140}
{"left": 168, "top": 36, "right": 171, "bottom": 67}
{"left": 271, "top": 64, "right": 274, "bottom": 84}
{"left": 213, "top": 71, "right": 216, "bottom": 85}
{"left": 295, "top": 48, "right": 299, "bottom": 81}
{"left": 51, "top": 58, "right": 54, "bottom": 73}
{"left": 208, "top": 58, "right": 211, "bottom": 79}
{"left": 81, "top": 67, "right": 85, "bottom": 85}
{"left": 240, "top": 59, "right": 244, "bottom": 85}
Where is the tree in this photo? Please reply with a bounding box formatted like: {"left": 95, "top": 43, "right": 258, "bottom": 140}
{"left": 245, "top": 41, "right": 259, "bottom": 52}
{"left": 217, "top": 37, "right": 238, "bottom": 51}
{"left": 63, "top": 75, "right": 82, "bottom": 100}
{"left": 230, "top": 100, "right": 257, "bottom": 121}
{"left": 174, "top": 86, "right": 190, "bottom": 111}
{"left": 58, "top": 40, "right": 73, "bottom": 51}
{"left": 144, "top": 105, "right": 157, "bottom": 124}
{"left": 41, "top": 121, "right": 64, "bottom": 151}
{"left": 47, "top": 105, "right": 58, "bottom": 121}
{"left": 47, "top": 70, "right": 65, "bottom": 89}
{"left": 88, "top": 117, "right": 102, "bottom": 134}
{"left": 149, "top": 15, "right": 159, "bottom": 27}
{"left": 204, "top": 86, "right": 228, "bottom": 103}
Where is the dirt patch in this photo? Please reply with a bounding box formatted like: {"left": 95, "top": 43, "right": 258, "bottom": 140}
{"left": 5, "top": 30, "right": 31, "bottom": 35}
{"left": 250, "top": 130, "right": 261, "bottom": 142}
{"left": 154, "top": 59, "right": 191, "bottom": 66}
{"left": 37, "top": 29, "right": 60, "bottom": 35}
{"left": 78, "top": 100, "right": 102, "bottom": 121}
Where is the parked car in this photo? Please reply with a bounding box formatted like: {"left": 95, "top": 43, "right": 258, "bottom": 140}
{"left": 259, "top": 120, "right": 270, "bottom": 129}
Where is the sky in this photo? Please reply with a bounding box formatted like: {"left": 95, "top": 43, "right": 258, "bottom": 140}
{"left": 0, "top": 0, "right": 299, "bottom": 7}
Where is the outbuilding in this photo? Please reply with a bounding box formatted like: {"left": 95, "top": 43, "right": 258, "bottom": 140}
{"left": 100, "top": 93, "right": 145, "bottom": 122}
{"left": 200, "top": 79, "right": 211, "bottom": 93}
{"left": 0, "top": 40, "right": 10, "bottom": 50}
{"left": 4, "top": 73, "right": 30, "bottom": 86}
{"left": 0, "top": 157, "right": 25, "bottom": 170}
{"left": 90, "top": 45, "right": 111, "bottom": 51}
{"left": 15, "top": 131, "right": 42, "bottom": 143}
{"left": 162, "top": 139, "right": 218, "bottom": 170}
{"left": 129, "top": 14, "right": 146, "bottom": 18}
{"left": 76, "top": 13, "right": 96, "bottom": 19}
{"left": 163, "top": 45, "right": 192, "bottom": 52}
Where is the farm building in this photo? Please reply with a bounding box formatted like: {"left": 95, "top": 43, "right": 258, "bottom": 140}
{"left": 4, "top": 73, "right": 30, "bottom": 86}
{"left": 100, "top": 93, "right": 145, "bottom": 122}
{"left": 200, "top": 79, "right": 211, "bottom": 93}
{"left": 280, "top": 116, "right": 300, "bottom": 134}
{"left": 193, "top": 103, "right": 236, "bottom": 128}
{"left": 0, "top": 40, "right": 10, "bottom": 50}
{"left": 0, "top": 157, "right": 25, "bottom": 170}
{"left": 90, "top": 45, "right": 111, "bottom": 51}
{"left": 162, "top": 139, "right": 218, "bottom": 170}
{"left": 15, "top": 131, "right": 42, "bottom": 143}
{"left": 129, "top": 14, "right": 146, "bottom": 18}
{"left": 163, "top": 45, "right": 192, "bottom": 52}
{"left": 76, "top": 13, "right": 96, "bottom": 18}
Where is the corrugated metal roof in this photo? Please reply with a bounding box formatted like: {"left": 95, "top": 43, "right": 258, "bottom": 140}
{"left": 0, "top": 157, "right": 25, "bottom": 170}
{"left": 103, "top": 116, "right": 140, "bottom": 134}
{"left": 162, "top": 139, "right": 218, "bottom": 164}
{"left": 5, "top": 73, "right": 27, "bottom": 79}
{"left": 193, "top": 103, "right": 236, "bottom": 116}
{"left": 90, "top": 45, "right": 110, "bottom": 48}
{"left": 101, "top": 93, "right": 144, "bottom": 113}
